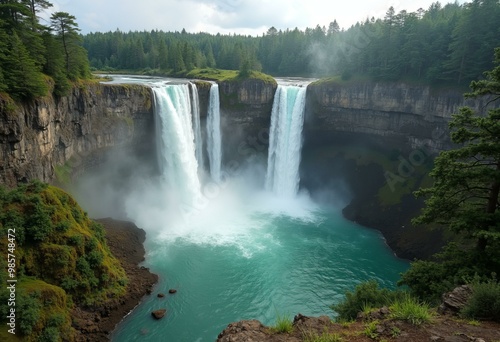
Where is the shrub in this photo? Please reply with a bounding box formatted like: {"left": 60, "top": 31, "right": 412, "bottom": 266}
{"left": 390, "top": 295, "right": 432, "bottom": 325}
{"left": 462, "top": 280, "right": 500, "bottom": 321}
{"left": 55, "top": 220, "right": 71, "bottom": 233}
{"left": 331, "top": 280, "right": 406, "bottom": 321}
{"left": 17, "top": 291, "right": 42, "bottom": 335}
{"left": 271, "top": 312, "right": 293, "bottom": 333}
{"left": 38, "top": 326, "right": 60, "bottom": 342}
{"left": 398, "top": 243, "right": 494, "bottom": 304}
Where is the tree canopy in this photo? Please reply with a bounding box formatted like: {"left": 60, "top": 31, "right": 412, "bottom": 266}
{"left": 413, "top": 47, "right": 500, "bottom": 252}
{"left": 400, "top": 48, "right": 500, "bottom": 302}
{"left": 0, "top": 1, "right": 90, "bottom": 99}
{"left": 83, "top": 1, "right": 500, "bottom": 86}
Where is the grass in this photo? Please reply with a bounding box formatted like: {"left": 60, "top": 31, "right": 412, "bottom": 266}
{"left": 302, "top": 329, "right": 343, "bottom": 342}
{"left": 363, "top": 320, "right": 379, "bottom": 339}
{"left": 271, "top": 312, "right": 294, "bottom": 333}
{"left": 184, "top": 68, "right": 277, "bottom": 85}
{"left": 390, "top": 295, "right": 433, "bottom": 325}
{"left": 390, "top": 326, "right": 401, "bottom": 337}
{"left": 467, "top": 320, "right": 481, "bottom": 326}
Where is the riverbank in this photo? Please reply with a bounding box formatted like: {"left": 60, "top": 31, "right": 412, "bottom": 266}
{"left": 72, "top": 218, "right": 158, "bottom": 341}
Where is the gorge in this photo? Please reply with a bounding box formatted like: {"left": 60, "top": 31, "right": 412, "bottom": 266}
{"left": 0, "top": 75, "right": 494, "bottom": 341}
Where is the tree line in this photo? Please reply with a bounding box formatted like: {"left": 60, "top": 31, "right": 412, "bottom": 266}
{"left": 0, "top": 0, "right": 90, "bottom": 100}
{"left": 83, "top": 0, "right": 500, "bottom": 86}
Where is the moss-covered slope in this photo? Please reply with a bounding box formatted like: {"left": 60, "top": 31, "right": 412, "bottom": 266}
{"left": 0, "top": 181, "right": 127, "bottom": 341}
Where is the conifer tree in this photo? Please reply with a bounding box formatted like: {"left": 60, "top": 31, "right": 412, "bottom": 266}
{"left": 3, "top": 32, "right": 47, "bottom": 99}
{"left": 414, "top": 48, "right": 500, "bottom": 253}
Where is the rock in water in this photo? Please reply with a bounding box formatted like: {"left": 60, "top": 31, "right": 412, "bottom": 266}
{"left": 151, "top": 309, "right": 167, "bottom": 320}
{"left": 438, "top": 285, "right": 473, "bottom": 315}
{"left": 169, "top": 289, "right": 177, "bottom": 294}
{"left": 157, "top": 293, "right": 165, "bottom": 298}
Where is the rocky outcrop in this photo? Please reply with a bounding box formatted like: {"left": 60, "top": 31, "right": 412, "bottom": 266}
{"left": 151, "top": 309, "right": 167, "bottom": 320}
{"left": 217, "top": 78, "right": 277, "bottom": 165}
{"left": 305, "top": 81, "right": 494, "bottom": 153}
{"left": 438, "top": 285, "right": 473, "bottom": 315}
{"left": 0, "top": 83, "right": 154, "bottom": 187}
{"left": 72, "top": 218, "right": 158, "bottom": 341}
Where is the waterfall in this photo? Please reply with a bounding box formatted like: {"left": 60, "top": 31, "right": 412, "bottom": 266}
{"left": 206, "top": 83, "right": 222, "bottom": 182}
{"left": 190, "top": 82, "right": 203, "bottom": 172}
{"left": 265, "top": 85, "right": 307, "bottom": 197}
{"left": 153, "top": 84, "right": 202, "bottom": 205}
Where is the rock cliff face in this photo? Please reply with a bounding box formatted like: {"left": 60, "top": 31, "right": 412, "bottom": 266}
{"left": 218, "top": 79, "right": 277, "bottom": 165}
{"left": 0, "top": 83, "right": 154, "bottom": 187}
{"left": 302, "top": 81, "right": 496, "bottom": 259}
{"left": 1, "top": 78, "right": 489, "bottom": 259}
{"left": 305, "top": 81, "right": 492, "bottom": 153}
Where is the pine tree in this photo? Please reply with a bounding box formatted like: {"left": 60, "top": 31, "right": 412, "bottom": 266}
{"left": 3, "top": 32, "right": 47, "bottom": 99}
{"left": 50, "top": 11, "right": 89, "bottom": 79}
{"left": 413, "top": 48, "right": 500, "bottom": 253}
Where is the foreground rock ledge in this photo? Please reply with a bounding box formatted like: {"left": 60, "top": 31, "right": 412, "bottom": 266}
{"left": 72, "top": 218, "right": 158, "bottom": 341}
{"left": 217, "top": 313, "right": 500, "bottom": 342}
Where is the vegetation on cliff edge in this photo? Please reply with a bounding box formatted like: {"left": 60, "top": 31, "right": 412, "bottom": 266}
{"left": 0, "top": 1, "right": 91, "bottom": 100}
{"left": 0, "top": 181, "right": 127, "bottom": 341}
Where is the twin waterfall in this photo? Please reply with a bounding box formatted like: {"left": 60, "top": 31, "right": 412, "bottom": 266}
{"left": 152, "top": 82, "right": 307, "bottom": 205}
{"left": 265, "top": 85, "right": 307, "bottom": 197}
{"left": 207, "top": 84, "right": 222, "bottom": 182}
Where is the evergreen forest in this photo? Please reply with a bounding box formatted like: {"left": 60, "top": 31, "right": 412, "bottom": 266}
{"left": 82, "top": 0, "right": 500, "bottom": 86}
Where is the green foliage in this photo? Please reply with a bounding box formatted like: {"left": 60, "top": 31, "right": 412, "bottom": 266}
{"left": 2, "top": 32, "right": 48, "bottom": 99}
{"left": 331, "top": 280, "right": 406, "bottom": 321}
{"left": 271, "top": 312, "right": 294, "bottom": 333}
{"left": 413, "top": 48, "right": 500, "bottom": 250}
{"left": 0, "top": 181, "right": 127, "bottom": 316}
{"left": 404, "top": 48, "right": 500, "bottom": 302}
{"left": 17, "top": 291, "right": 42, "bottom": 335}
{"left": 390, "top": 326, "right": 401, "bottom": 337}
{"left": 38, "top": 327, "right": 60, "bottom": 342}
{"left": 302, "top": 329, "right": 343, "bottom": 342}
{"left": 363, "top": 320, "right": 379, "bottom": 339}
{"left": 398, "top": 243, "right": 497, "bottom": 303}
{"left": 83, "top": 2, "right": 499, "bottom": 84}
{"left": 389, "top": 295, "right": 432, "bottom": 325}
{"left": 462, "top": 280, "right": 500, "bottom": 321}
{"left": 0, "top": 3, "right": 90, "bottom": 99}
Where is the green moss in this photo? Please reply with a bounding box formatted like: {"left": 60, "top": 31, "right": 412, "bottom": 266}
{"left": 0, "top": 92, "right": 19, "bottom": 118}
{"left": 0, "top": 181, "right": 128, "bottom": 340}
{"left": 54, "top": 161, "right": 73, "bottom": 186}
{"left": 121, "top": 115, "right": 134, "bottom": 130}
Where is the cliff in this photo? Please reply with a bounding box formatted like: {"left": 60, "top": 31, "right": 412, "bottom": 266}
{"left": 302, "top": 81, "right": 497, "bottom": 259}
{"left": 0, "top": 83, "right": 154, "bottom": 187}
{"left": 214, "top": 78, "right": 277, "bottom": 165}
{"left": 305, "top": 81, "right": 495, "bottom": 152}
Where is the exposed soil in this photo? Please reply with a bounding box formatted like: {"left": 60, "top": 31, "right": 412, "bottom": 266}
{"left": 72, "top": 218, "right": 158, "bottom": 341}
{"left": 217, "top": 313, "right": 500, "bottom": 342}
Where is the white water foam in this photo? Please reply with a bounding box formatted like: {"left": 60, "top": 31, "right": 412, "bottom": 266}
{"left": 266, "top": 85, "right": 307, "bottom": 197}
{"left": 207, "top": 83, "right": 222, "bottom": 182}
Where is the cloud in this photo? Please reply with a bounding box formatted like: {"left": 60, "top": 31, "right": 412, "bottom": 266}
{"left": 47, "top": 0, "right": 467, "bottom": 35}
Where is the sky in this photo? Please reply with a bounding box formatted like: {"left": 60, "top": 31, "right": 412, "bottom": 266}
{"left": 44, "top": 0, "right": 466, "bottom": 35}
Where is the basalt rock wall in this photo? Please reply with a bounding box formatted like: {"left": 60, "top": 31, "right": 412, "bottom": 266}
{"left": 0, "top": 83, "right": 154, "bottom": 187}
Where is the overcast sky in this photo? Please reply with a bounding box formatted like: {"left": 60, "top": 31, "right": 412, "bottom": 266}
{"left": 45, "top": 0, "right": 466, "bottom": 35}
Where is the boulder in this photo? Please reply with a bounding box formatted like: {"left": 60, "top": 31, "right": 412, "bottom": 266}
{"left": 151, "top": 309, "right": 166, "bottom": 320}
{"left": 438, "top": 285, "right": 473, "bottom": 315}
{"left": 168, "top": 289, "right": 177, "bottom": 294}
